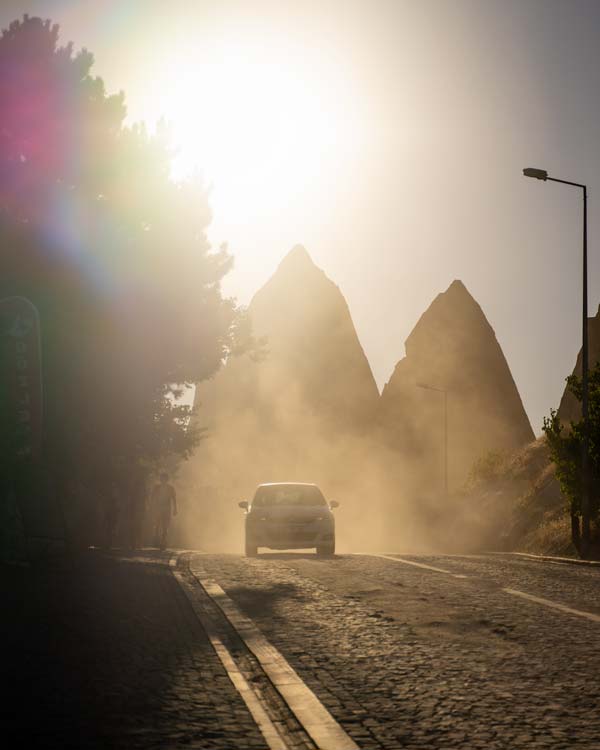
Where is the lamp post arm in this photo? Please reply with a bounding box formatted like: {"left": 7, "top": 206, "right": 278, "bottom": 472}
{"left": 416, "top": 383, "right": 446, "bottom": 394}
{"left": 546, "top": 176, "right": 586, "bottom": 190}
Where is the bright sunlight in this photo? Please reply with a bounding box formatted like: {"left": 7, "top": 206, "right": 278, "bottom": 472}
{"left": 148, "top": 34, "right": 366, "bottom": 222}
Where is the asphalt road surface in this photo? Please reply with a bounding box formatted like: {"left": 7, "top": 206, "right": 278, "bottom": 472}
{"left": 6, "top": 549, "right": 600, "bottom": 749}
{"left": 184, "top": 550, "right": 600, "bottom": 750}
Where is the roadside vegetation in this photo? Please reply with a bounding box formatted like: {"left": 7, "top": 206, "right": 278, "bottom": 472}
{"left": 457, "top": 439, "right": 562, "bottom": 555}
{"left": 460, "top": 365, "right": 600, "bottom": 559}
{"left": 0, "top": 16, "right": 252, "bottom": 551}
{"left": 543, "top": 362, "right": 600, "bottom": 555}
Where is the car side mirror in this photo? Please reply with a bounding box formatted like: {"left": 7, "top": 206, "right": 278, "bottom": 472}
{"left": 238, "top": 500, "right": 248, "bottom": 510}
{"left": 330, "top": 500, "right": 339, "bottom": 509}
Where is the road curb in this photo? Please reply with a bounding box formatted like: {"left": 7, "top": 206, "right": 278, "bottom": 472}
{"left": 189, "top": 557, "right": 360, "bottom": 750}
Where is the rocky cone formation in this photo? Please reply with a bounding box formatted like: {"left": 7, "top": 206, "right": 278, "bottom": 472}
{"left": 247, "top": 245, "right": 380, "bottom": 433}
{"left": 379, "top": 280, "right": 534, "bottom": 494}
{"left": 179, "top": 263, "right": 537, "bottom": 551}
{"left": 180, "top": 246, "right": 382, "bottom": 549}
{"left": 558, "top": 305, "right": 600, "bottom": 424}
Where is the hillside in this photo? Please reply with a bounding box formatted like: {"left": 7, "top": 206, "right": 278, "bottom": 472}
{"left": 379, "top": 280, "right": 534, "bottom": 496}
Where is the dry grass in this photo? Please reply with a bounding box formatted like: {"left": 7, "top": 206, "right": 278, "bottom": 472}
{"left": 520, "top": 513, "right": 577, "bottom": 557}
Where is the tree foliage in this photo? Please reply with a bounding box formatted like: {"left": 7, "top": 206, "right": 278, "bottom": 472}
{"left": 543, "top": 363, "right": 600, "bottom": 526}
{"left": 463, "top": 449, "right": 511, "bottom": 492}
{"left": 0, "top": 16, "right": 248, "bottom": 506}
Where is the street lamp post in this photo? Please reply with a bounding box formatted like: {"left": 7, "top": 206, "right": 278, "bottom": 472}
{"left": 523, "top": 167, "right": 591, "bottom": 552}
{"left": 417, "top": 382, "right": 448, "bottom": 501}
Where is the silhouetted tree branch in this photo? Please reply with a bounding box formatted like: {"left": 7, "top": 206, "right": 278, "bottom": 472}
{"left": 0, "top": 15, "right": 255, "bottom": 542}
{"left": 543, "top": 363, "right": 600, "bottom": 552}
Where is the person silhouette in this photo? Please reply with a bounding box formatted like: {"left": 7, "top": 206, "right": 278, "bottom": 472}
{"left": 127, "top": 464, "right": 147, "bottom": 550}
{"left": 151, "top": 472, "right": 177, "bottom": 550}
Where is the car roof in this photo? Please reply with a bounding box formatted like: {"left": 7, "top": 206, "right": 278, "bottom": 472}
{"left": 256, "top": 482, "right": 318, "bottom": 488}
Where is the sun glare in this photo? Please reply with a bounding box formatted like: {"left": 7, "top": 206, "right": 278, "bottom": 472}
{"left": 152, "top": 36, "right": 365, "bottom": 222}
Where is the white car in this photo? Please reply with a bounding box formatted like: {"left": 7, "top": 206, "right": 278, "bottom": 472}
{"left": 238, "top": 482, "right": 338, "bottom": 557}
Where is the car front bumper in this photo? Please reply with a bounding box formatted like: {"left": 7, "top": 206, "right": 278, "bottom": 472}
{"left": 247, "top": 520, "right": 334, "bottom": 549}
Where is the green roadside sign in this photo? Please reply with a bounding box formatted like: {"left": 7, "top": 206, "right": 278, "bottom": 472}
{"left": 0, "top": 295, "right": 43, "bottom": 460}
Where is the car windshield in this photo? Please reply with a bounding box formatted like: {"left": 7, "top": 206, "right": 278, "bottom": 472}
{"left": 252, "top": 485, "right": 327, "bottom": 508}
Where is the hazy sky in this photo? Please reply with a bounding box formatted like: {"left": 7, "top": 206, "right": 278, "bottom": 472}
{"left": 4, "top": 0, "right": 600, "bottom": 434}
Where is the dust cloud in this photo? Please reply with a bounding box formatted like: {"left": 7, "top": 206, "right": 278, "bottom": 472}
{"left": 172, "top": 247, "right": 534, "bottom": 554}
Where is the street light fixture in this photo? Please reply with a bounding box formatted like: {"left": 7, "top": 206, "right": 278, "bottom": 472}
{"left": 416, "top": 382, "right": 448, "bottom": 502}
{"left": 523, "top": 167, "right": 548, "bottom": 181}
{"left": 523, "top": 166, "right": 590, "bottom": 553}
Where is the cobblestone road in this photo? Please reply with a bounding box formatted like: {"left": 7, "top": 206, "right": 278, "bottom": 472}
{"left": 3, "top": 551, "right": 266, "bottom": 749}
{"left": 194, "top": 552, "right": 600, "bottom": 750}
{"left": 5, "top": 549, "right": 600, "bottom": 749}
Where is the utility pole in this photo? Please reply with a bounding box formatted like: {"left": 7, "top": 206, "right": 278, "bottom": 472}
{"left": 523, "top": 167, "right": 591, "bottom": 555}
{"left": 417, "top": 382, "right": 448, "bottom": 502}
